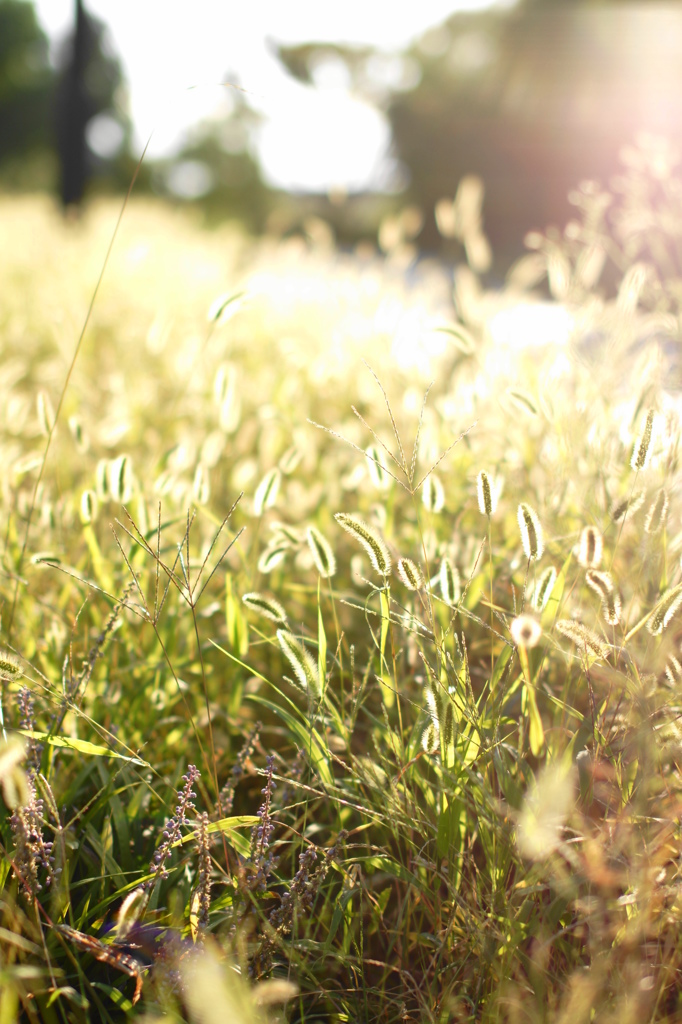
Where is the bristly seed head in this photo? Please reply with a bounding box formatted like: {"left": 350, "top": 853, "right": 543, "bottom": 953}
{"left": 397, "top": 557, "right": 425, "bottom": 591}
{"left": 242, "top": 592, "right": 287, "bottom": 624}
{"left": 518, "top": 503, "right": 543, "bottom": 560}
{"left": 578, "top": 526, "right": 602, "bottom": 569}
{"left": 665, "top": 654, "right": 682, "bottom": 687}
{"left": 306, "top": 525, "right": 337, "bottom": 578}
{"left": 645, "top": 488, "right": 668, "bottom": 534}
{"left": 556, "top": 619, "right": 610, "bottom": 660}
{"left": 422, "top": 474, "right": 445, "bottom": 513}
{"left": 277, "top": 630, "right": 322, "bottom": 700}
{"left": 0, "top": 651, "right": 22, "bottom": 681}
{"left": 334, "top": 513, "right": 391, "bottom": 577}
{"left": 477, "top": 471, "right": 497, "bottom": 516}
{"left": 365, "top": 445, "right": 391, "bottom": 491}
{"left": 510, "top": 615, "right": 542, "bottom": 648}
{"left": 439, "top": 557, "right": 460, "bottom": 606}
{"left": 253, "top": 468, "right": 281, "bottom": 516}
{"left": 647, "top": 584, "right": 682, "bottom": 636}
{"left": 610, "top": 490, "right": 645, "bottom": 522}
{"left": 631, "top": 409, "right": 655, "bottom": 471}
{"left": 257, "top": 544, "right": 289, "bottom": 574}
{"left": 108, "top": 455, "right": 132, "bottom": 504}
{"left": 79, "top": 489, "right": 98, "bottom": 526}
{"left": 585, "top": 570, "right": 621, "bottom": 625}
{"left": 533, "top": 566, "right": 556, "bottom": 612}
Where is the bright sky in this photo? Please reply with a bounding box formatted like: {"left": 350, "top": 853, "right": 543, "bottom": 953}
{"left": 34, "top": 0, "right": 502, "bottom": 192}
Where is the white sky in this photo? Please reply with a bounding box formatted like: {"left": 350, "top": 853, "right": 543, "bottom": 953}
{"left": 33, "top": 0, "right": 500, "bottom": 192}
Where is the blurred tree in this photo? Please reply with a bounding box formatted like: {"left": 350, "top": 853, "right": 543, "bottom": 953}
{"left": 55, "top": 0, "right": 135, "bottom": 208}
{"left": 277, "top": 0, "right": 682, "bottom": 272}
{"left": 155, "top": 86, "right": 272, "bottom": 230}
{"left": 0, "top": 0, "right": 53, "bottom": 175}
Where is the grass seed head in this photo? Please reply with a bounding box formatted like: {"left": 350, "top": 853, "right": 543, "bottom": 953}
{"left": 645, "top": 488, "right": 669, "bottom": 534}
{"left": 306, "top": 525, "right": 337, "bottom": 578}
{"left": 192, "top": 463, "right": 210, "bottom": 506}
{"left": 533, "top": 566, "right": 557, "bottom": 612}
{"left": 253, "top": 468, "right": 281, "bottom": 516}
{"left": 365, "top": 444, "right": 391, "bottom": 491}
{"left": 108, "top": 455, "right": 132, "bottom": 503}
{"left": 477, "top": 470, "right": 497, "bottom": 516}
{"left": 115, "top": 887, "right": 148, "bottom": 942}
{"left": 79, "top": 489, "right": 98, "bottom": 525}
{"left": 95, "top": 458, "right": 109, "bottom": 501}
{"left": 518, "top": 503, "right": 544, "bottom": 560}
{"left": 631, "top": 409, "right": 655, "bottom": 471}
{"left": 277, "top": 630, "right": 322, "bottom": 700}
{"left": 397, "top": 557, "right": 425, "bottom": 591}
{"left": 242, "top": 592, "right": 287, "bottom": 624}
{"left": 0, "top": 651, "right": 22, "bottom": 681}
{"left": 439, "top": 557, "right": 461, "bottom": 606}
{"left": 665, "top": 654, "right": 682, "bottom": 686}
{"left": 578, "top": 526, "right": 603, "bottom": 569}
{"left": 647, "top": 585, "right": 682, "bottom": 635}
{"left": 36, "top": 390, "right": 55, "bottom": 437}
{"left": 334, "top": 513, "right": 392, "bottom": 577}
{"left": 511, "top": 615, "right": 542, "bottom": 648}
{"left": 556, "top": 619, "right": 610, "bottom": 660}
{"left": 258, "top": 544, "right": 289, "bottom": 574}
{"left": 422, "top": 473, "right": 445, "bottom": 513}
{"left": 610, "top": 490, "right": 645, "bottom": 522}
{"left": 585, "top": 569, "right": 621, "bottom": 625}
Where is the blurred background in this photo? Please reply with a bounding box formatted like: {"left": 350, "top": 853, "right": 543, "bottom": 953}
{"left": 3, "top": 0, "right": 682, "bottom": 273}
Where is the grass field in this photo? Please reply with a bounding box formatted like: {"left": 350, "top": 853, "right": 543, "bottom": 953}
{"left": 2, "top": 141, "right": 682, "bottom": 1023}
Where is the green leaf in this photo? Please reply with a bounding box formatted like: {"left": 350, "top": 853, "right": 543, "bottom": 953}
{"left": 245, "top": 694, "right": 333, "bottom": 788}
{"left": 318, "top": 578, "right": 327, "bottom": 690}
{"left": 17, "top": 731, "right": 148, "bottom": 767}
{"left": 173, "top": 815, "right": 259, "bottom": 859}
{"left": 523, "top": 685, "right": 545, "bottom": 756}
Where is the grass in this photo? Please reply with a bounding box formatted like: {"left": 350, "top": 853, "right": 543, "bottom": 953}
{"left": 2, "top": 135, "right": 682, "bottom": 1022}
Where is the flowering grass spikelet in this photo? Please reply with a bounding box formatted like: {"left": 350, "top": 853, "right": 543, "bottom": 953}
{"left": 610, "top": 490, "right": 645, "bottom": 522}
{"left": 647, "top": 584, "right": 682, "bottom": 635}
{"left": 0, "top": 651, "right": 22, "bottom": 683}
{"left": 253, "top": 468, "right": 281, "bottom": 516}
{"left": 192, "top": 463, "right": 210, "bottom": 506}
{"left": 242, "top": 592, "right": 287, "bottom": 624}
{"left": 108, "top": 455, "right": 132, "bottom": 503}
{"left": 556, "top": 619, "right": 610, "bottom": 660}
{"left": 665, "top": 654, "right": 682, "bottom": 687}
{"left": 578, "top": 526, "right": 602, "bottom": 569}
{"left": 422, "top": 473, "right": 445, "bottom": 513}
{"left": 585, "top": 570, "right": 621, "bottom": 625}
{"left": 645, "top": 488, "right": 668, "bottom": 534}
{"left": 477, "top": 470, "right": 496, "bottom": 516}
{"left": 533, "top": 566, "right": 556, "bottom": 612}
{"left": 397, "top": 557, "right": 425, "bottom": 591}
{"left": 439, "top": 557, "right": 460, "bottom": 606}
{"left": 334, "top": 513, "right": 391, "bottom": 577}
{"left": 95, "top": 458, "right": 109, "bottom": 501}
{"left": 258, "top": 544, "right": 289, "bottom": 574}
{"left": 36, "top": 390, "right": 55, "bottom": 437}
{"left": 115, "top": 887, "right": 148, "bottom": 942}
{"left": 631, "top": 409, "right": 655, "bottom": 471}
{"left": 277, "top": 629, "right": 322, "bottom": 700}
{"left": 510, "top": 615, "right": 542, "bottom": 648}
{"left": 79, "top": 489, "right": 98, "bottom": 525}
{"left": 306, "top": 525, "right": 336, "bottom": 578}
{"left": 518, "top": 503, "right": 543, "bottom": 560}
{"left": 279, "top": 445, "right": 302, "bottom": 475}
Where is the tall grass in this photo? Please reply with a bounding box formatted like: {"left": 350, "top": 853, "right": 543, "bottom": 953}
{"left": 2, "top": 136, "right": 682, "bottom": 1022}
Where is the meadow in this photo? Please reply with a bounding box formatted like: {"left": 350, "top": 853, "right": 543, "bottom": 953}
{"left": 2, "top": 137, "right": 682, "bottom": 1022}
